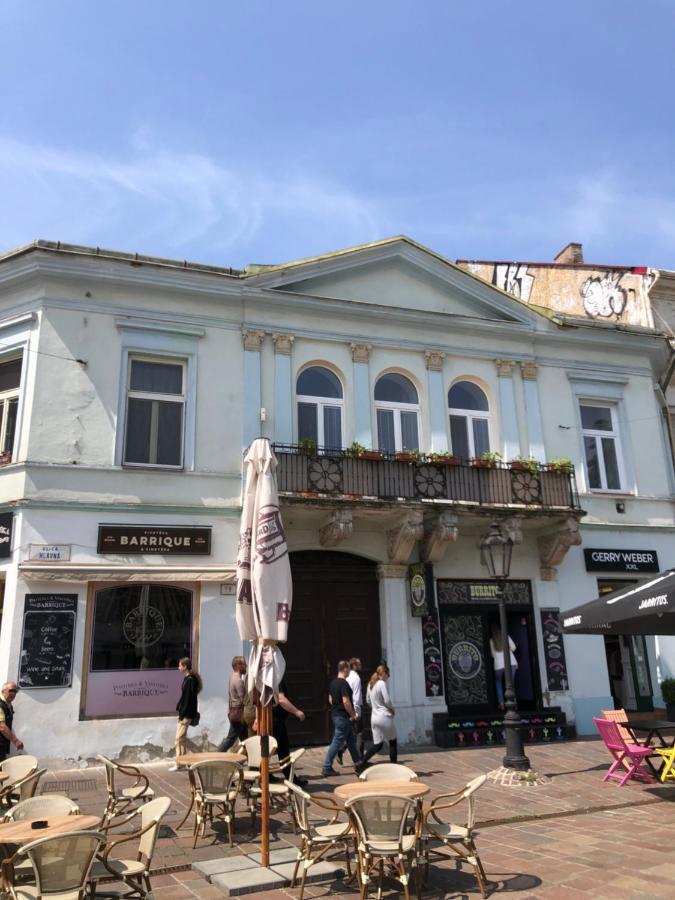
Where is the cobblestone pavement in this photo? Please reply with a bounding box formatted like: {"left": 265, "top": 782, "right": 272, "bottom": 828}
{"left": 48, "top": 738, "right": 674, "bottom": 897}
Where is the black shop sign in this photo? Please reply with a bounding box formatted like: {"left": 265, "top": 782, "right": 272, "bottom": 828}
{"left": 98, "top": 524, "right": 212, "bottom": 555}
{"left": 584, "top": 548, "right": 659, "bottom": 574}
{"left": 18, "top": 594, "right": 77, "bottom": 689}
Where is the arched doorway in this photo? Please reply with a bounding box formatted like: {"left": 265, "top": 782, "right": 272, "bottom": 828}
{"left": 285, "top": 551, "right": 381, "bottom": 746}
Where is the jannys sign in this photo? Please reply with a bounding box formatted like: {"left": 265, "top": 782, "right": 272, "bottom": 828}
{"left": 584, "top": 548, "right": 659, "bottom": 574}
{"left": 98, "top": 525, "right": 212, "bottom": 555}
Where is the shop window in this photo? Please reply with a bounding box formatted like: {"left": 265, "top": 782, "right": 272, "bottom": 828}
{"left": 123, "top": 357, "right": 186, "bottom": 467}
{"left": 84, "top": 583, "right": 194, "bottom": 718}
{"left": 580, "top": 402, "right": 624, "bottom": 491}
{"left": 0, "top": 356, "right": 22, "bottom": 462}
{"left": 375, "top": 373, "right": 419, "bottom": 452}
{"left": 448, "top": 381, "right": 490, "bottom": 460}
{"left": 296, "top": 366, "right": 343, "bottom": 449}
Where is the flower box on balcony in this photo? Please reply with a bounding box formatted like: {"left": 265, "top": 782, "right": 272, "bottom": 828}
{"left": 0, "top": 452, "right": 11, "bottom": 466}
{"left": 394, "top": 451, "right": 422, "bottom": 463}
{"left": 471, "top": 458, "right": 496, "bottom": 469}
{"left": 358, "top": 450, "right": 384, "bottom": 461}
{"left": 427, "top": 453, "right": 460, "bottom": 466}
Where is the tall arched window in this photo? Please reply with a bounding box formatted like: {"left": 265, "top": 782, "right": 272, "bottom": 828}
{"left": 448, "top": 381, "right": 490, "bottom": 460}
{"left": 375, "top": 373, "right": 420, "bottom": 452}
{"left": 296, "top": 366, "right": 343, "bottom": 449}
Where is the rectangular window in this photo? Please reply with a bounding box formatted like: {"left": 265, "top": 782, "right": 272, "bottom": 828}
{"left": 123, "top": 357, "right": 185, "bottom": 467}
{"left": 580, "top": 402, "right": 623, "bottom": 491}
{"left": 377, "top": 409, "right": 396, "bottom": 453}
{"left": 298, "top": 402, "right": 318, "bottom": 443}
{"left": 400, "top": 412, "right": 419, "bottom": 451}
{"left": 0, "top": 356, "right": 22, "bottom": 460}
{"left": 323, "top": 405, "right": 342, "bottom": 449}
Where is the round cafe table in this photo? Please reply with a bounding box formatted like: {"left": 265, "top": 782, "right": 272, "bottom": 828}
{"left": 174, "top": 752, "right": 246, "bottom": 829}
{"left": 334, "top": 780, "right": 430, "bottom": 802}
{"left": 0, "top": 814, "right": 102, "bottom": 845}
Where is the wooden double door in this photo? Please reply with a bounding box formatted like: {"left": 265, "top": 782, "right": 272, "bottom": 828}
{"left": 284, "top": 551, "right": 381, "bottom": 746}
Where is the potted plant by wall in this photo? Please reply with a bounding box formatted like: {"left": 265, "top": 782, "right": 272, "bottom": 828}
{"left": 546, "top": 457, "right": 573, "bottom": 474}
{"left": 427, "top": 451, "right": 460, "bottom": 466}
{"left": 471, "top": 451, "right": 502, "bottom": 469}
{"left": 510, "top": 456, "right": 539, "bottom": 476}
{"left": 347, "top": 441, "right": 383, "bottom": 461}
{"left": 298, "top": 437, "right": 317, "bottom": 455}
{"left": 660, "top": 677, "right": 675, "bottom": 721}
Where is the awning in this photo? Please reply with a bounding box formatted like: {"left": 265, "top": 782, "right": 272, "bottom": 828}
{"left": 562, "top": 569, "right": 675, "bottom": 635}
{"left": 18, "top": 563, "right": 237, "bottom": 584}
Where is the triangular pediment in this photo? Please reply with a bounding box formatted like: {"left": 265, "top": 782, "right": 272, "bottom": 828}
{"left": 246, "top": 237, "right": 542, "bottom": 325}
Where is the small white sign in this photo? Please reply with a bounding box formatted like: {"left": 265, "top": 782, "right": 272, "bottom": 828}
{"left": 29, "top": 544, "right": 72, "bottom": 562}
{"left": 220, "top": 583, "right": 236, "bottom": 596}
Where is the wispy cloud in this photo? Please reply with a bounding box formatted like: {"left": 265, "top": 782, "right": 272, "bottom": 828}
{"left": 0, "top": 136, "right": 386, "bottom": 265}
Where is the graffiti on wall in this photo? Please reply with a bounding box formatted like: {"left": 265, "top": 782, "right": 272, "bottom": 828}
{"left": 493, "top": 264, "right": 534, "bottom": 302}
{"left": 581, "top": 272, "right": 626, "bottom": 319}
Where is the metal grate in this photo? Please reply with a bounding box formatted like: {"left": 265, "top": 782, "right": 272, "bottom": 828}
{"left": 41, "top": 779, "right": 98, "bottom": 794}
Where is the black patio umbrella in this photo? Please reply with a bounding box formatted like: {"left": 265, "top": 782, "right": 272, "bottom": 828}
{"left": 562, "top": 569, "right": 675, "bottom": 635}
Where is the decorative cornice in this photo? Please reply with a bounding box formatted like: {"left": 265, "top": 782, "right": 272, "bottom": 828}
{"left": 272, "top": 332, "right": 295, "bottom": 355}
{"left": 115, "top": 317, "right": 206, "bottom": 339}
{"left": 425, "top": 350, "right": 446, "bottom": 371}
{"left": 242, "top": 329, "right": 266, "bottom": 351}
{"left": 520, "top": 361, "right": 538, "bottom": 381}
{"left": 376, "top": 563, "right": 408, "bottom": 580}
{"left": 495, "top": 358, "right": 516, "bottom": 378}
{"left": 351, "top": 342, "right": 372, "bottom": 363}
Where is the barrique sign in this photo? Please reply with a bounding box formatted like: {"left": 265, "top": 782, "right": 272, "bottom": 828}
{"left": 18, "top": 594, "right": 77, "bottom": 688}
{"left": 98, "top": 524, "right": 212, "bottom": 555}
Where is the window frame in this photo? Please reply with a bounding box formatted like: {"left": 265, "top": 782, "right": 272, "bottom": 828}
{"left": 123, "top": 355, "right": 187, "bottom": 470}
{"left": 374, "top": 374, "right": 421, "bottom": 453}
{"left": 0, "top": 354, "right": 23, "bottom": 460}
{"left": 580, "top": 401, "right": 626, "bottom": 493}
{"left": 447, "top": 381, "right": 491, "bottom": 460}
{"left": 295, "top": 366, "right": 344, "bottom": 450}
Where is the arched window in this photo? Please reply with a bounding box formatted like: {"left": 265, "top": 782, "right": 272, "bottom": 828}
{"left": 296, "top": 366, "right": 343, "bottom": 449}
{"left": 448, "top": 381, "right": 490, "bottom": 460}
{"left": 374, "top": 373, "right": 420, "bottom": 452}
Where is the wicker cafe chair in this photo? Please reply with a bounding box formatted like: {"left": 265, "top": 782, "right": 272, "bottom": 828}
{"left": 247, "top": 749, "right": 305, "bottom": 830}
{"left": 0, "top": 769, "right": 46, "bottom": 809}
{"left": 188, "top": 762, "right": 242, "bottom": 848}
{"left": 1, "top": 829, "right": 104, "bottom": 900}
{"left": 239, "top": 735, "right": 279, "bottom": 805}
{"left": 359, "top": 763, "right": 419, "bottom": 783}
{"left": 345, "top": 793, "right": 421, "bottom": 900}
{"left": 97, "top": 755, "right": 154, "bottom": 825}
{"left": 89, "top": 796, "right": 170, "bottom": 899}
{"left": 0, "top": 757, "right": 39, "bottom": 807}
{"left": 2, "top": 794, "right": 80, "bottom": 822}
{"left": 421, "top": 774, "right": 488, "bottom": 899}
{"left": 285, "top": 780, "right": 355, "bottom": 900}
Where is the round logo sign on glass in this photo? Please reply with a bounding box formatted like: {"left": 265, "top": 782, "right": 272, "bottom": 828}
{"left": 448, "top": 641, "right": 482, "bottom": 680}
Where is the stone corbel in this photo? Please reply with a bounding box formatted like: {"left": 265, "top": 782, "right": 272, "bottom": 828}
{"left": 242, "top": 329, "right": 266, "bottom": 351}
{"left": 351, "top": 343, "right": 372, "bottom": 363}
{"left": 387, "top": 510, "right": 424, "bottom": 564}
{"left": 538, "top": 517, "right": 582, "bottom": 581}
{"left": 495, "top": 358, "right": 516, "bottom": 378}
{"left": 319, "top": 509, "right": 353, "bottom": 548}
{"left": 421, "top": 511, "right": 459, "bottom": 563}
{"left": 501, "top": 516, "right": 524, "bottom": 546}
{"left": 424, "top": 350, "right": 446, "bottom": 371}
{"left": 272, "top": 333, "right": 294, "bottom": 355}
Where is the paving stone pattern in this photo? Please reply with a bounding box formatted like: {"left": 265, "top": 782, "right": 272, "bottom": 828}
{"left": 52, "top": 739, "right": 675, "bottom": 897}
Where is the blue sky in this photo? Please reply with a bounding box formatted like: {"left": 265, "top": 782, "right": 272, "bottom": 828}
{"left": 1, "top": 1, "right": 674, "bottom": 269}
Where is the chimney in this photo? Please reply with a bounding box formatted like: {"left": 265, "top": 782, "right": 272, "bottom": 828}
{"left": 554, "top": 242, "right": 584, "bottom": 264}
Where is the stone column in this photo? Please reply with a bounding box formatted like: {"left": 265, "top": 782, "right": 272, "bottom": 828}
{"left": 496, "top": 359, "right": 520, "bottom": 461}
{"left": 351, "top": 343, "right": 373, "bottom": 448}
{"left": 377, "top": 564, "right": 413, "bottom": 708}
{"left": 425, "top": 351, "right": 448, "bottom": 452}
{"left": 242, "top": 330, "right": 265, "bottom": 446}
{"left": 520, "top": 362, "right": 546, "bottom": 462}
{"left": 272, "top": 333, "right": 294, "bottom": 445}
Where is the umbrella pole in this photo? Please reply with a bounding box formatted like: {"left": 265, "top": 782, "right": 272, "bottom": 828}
{"left": 257, "top": 697, "right": 270, "bottom": 868}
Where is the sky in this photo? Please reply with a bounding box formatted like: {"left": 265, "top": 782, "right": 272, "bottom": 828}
{"left": 1, "top": 1, "right": 674, "bottom": 270}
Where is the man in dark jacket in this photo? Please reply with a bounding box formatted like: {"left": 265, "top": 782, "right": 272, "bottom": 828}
{"left": 0, "top": 682, "right": 23, "bottom": 762}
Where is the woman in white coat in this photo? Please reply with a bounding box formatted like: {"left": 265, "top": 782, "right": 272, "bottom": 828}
{"left": 359, "top": 665, "right": 397, "bottom": 769}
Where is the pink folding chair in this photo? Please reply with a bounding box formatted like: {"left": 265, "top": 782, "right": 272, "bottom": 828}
{"left": 593, "top": 717, "right": 656, "bottom": 786}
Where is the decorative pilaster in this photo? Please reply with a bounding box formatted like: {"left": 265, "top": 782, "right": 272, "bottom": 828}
{"left": 242, "top": 330, "right": 265, "bottom": 351}
{"left": 496, "top": 358, "right": 520, "bottom": 461}
{"left": 351, "top": 343, "right": 372, "bottom": 363}
{"left": 351, "top": 343, "right": 373, "bottom": 448}
{"left": 387, "top": 511, "right": 424, "bottom": 564}
{"left": 319, "top": 509, "right": 353, "bottom": 547}
{"left": 272, "top": 333, "right": 294, "bottom": 355}
{"left": 424, "top": 351, "right": 445, "bottom": 371}
{"left": 272, "top": 333, "right": 294, "bottom": 444}
{"left": 520, "top": 361, "right": 546, "bottom": 462}
{"left": 376, "top": 563, "right": 412, "bottom": 706}
{"left": 242, "top": 331, "right": 265, "bottom": 445}
{"left": 425, "top": 351, "right": 448, "bottom": 453}
{"left": 538, "top": 517, "right": 582, "bottom": 581}
{"left": 376, "top": 564, "right": 409, "bottom": 580}
{"left": 421, "top": 511, "right": 458, "bottom": 563}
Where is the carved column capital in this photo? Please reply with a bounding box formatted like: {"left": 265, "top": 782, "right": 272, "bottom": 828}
{"left": 242, "top": 329, "right": 266, "bottom": 351}
{"left": 538, "top": 517, "right": 582, "bottom": 581}
{"left": 421, "top": 511, "right": 459, "bottom": 563}
{"left": 351, "top": 343, "right": 372, "bottom": 363}
{"left": 272, "top": 333, "right": 295, "bottom": 355}
{"left": 425, "top": 350, "right": 446, "bottom": 371}
{"left": 495, "top": 358, "right": 516, "bottom": 378}
{"left": 520, "top": 361, "right": 539, "bottom": 380}
{"left": 376, "top": 563, "right": 409, "bottom": 580}
{"left": 319, "top": 509, "right": 353, "bottom": 548}
{"left": 387, "top": 510, "right": 424, "bottom": 564}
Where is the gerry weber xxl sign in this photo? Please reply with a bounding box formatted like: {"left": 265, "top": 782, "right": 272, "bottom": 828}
{"left": 98, "top": 525, "right": 212, "bottom": 555}
{"left": 584, "top": 548, "right": 659, "bottom": 573}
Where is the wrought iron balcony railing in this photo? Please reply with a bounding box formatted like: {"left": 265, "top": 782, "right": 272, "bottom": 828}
{"left": 273, "top": 444, "right": 580, "bottom": 510}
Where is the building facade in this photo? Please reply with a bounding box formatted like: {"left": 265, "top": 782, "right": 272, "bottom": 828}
{"left": 0, "top": 237, "right": 672, "bottom": 761}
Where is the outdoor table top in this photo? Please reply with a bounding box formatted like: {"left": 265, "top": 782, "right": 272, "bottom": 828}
{"left": 625, "top": 719, "right": 675, "bottom": 731}
{"left": 177, "top": 751, "right": 246, "bottom": 767}
{"left": 334, "top": 780, "right": 430, "bottom": 802}
{"left": 0, "top": 814, "right": 102, "bottom": 845}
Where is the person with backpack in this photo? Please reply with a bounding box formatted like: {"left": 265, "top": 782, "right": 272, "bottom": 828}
{"left": 169, "top": 657, "right": 202, "bottom": 770}
{"left": 218, "top": 656, "right": 247, "bottom": 751}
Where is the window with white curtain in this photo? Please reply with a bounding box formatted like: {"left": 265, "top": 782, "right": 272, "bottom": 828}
{"left": 580, "top": 402, "right": 624, "bottom": 491}
{"left": 448, "top": 381, "right": 491, "bottom": 460}
{"left": 374, "top": 373, "right": 420, "bottom": 452}
{"left": 296, "top": 366, "right": 343, "bottom": 449}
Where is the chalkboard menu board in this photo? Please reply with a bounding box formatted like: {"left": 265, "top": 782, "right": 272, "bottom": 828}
{"left": 18, "top": 594, "right": 77, "bottom": 689}
{"left": 540, "top": 609, "right": 569, "bottom": 692}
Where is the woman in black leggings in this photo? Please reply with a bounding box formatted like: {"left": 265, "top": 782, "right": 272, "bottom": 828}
{"left": 360, "top": 665, "right": 397, "bottom": 769}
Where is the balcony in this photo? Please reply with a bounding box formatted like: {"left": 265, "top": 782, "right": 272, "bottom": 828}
{"left": 273, "top": 445, "right": 580, "bottom": 511}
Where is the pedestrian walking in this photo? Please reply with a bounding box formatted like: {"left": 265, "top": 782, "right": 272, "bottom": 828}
{"left": 218, "top": 656, "right": 247, "bottom": 751}
{"left": 0, "top": 682, "right": 23, "bottom": 762}
{"left": 337, "top": 657, "right": 364, "bottom": 765}
{"left": 271, "top": 680, "right": 308, "bottom": 786}
{"left": 169, "top": 657, "right": 202, "bottom": 770}
{"left": 321, "top": 660, "right": 363, "bottom": 777}
{"left": 489, "top": 623, "right": 518, "bottom": 711}
{"left": 360, "top": 665, "right": 397, "bottom": 767}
